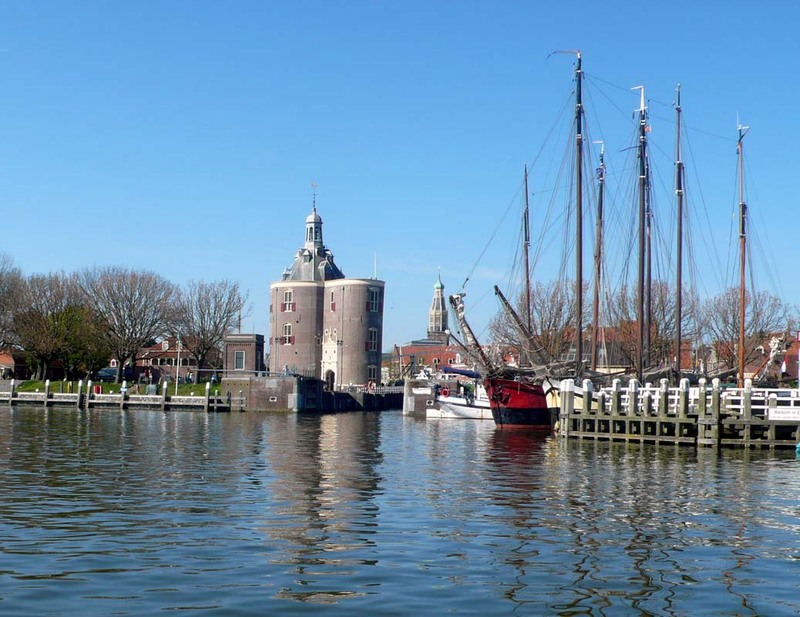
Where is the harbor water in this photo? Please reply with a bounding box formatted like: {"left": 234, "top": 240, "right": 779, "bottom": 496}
{"left": 1, "top": 407, "right": 799, "bottom": 616}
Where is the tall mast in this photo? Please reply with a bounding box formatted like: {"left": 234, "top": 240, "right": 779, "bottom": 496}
{"left": 574, "top": 51, "right": 584, "bottom": 373}
{"left": 645, "top": 133, "right": 653, "bottom": 367}
{"left": 523, "top": 163, "right": 532, "bottom": 366}
{"left": 590, "top": 142, "right": 605, "bottom": 372}
{"left": 449, "top": 293, "right": 494, "bottom": 374}
{"left": 737, "top": 122, "right": 749, "bottom": 388}
{"left": 634, "top": 85, "right": 647, "bottom": 381}
{"left": 674, "top": 85, "right": 684, "bottom": 381}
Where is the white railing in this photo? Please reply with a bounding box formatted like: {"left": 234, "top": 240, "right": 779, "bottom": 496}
{"left": 561, "top": 377, "right": 800, "bottom": 420}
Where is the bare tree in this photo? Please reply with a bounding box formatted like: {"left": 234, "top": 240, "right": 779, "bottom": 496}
{"left": 700, "top": 287, "right": 794, "bottom": 373}
{"left": 0, "top": 253, "right": 23, "bottom": 349}
{"left": 173, "top": 280, "right": 248, "bottom": 372}
{"left": 13, "top": 272, "right": 80, "bottom": 379}
{"left": 487, "top": 279, "right": 580, "bottom": 362}
{"left": 79, "top": 266, "right": 176, "bottom": 381}
{"left": 604, "top": 281, "right": 695, "bottom": 369}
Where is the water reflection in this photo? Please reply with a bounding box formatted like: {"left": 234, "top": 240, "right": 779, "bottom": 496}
{"left": 0, "top": 407, "right": 799, "bottom": 615}
{"left": 475, "top": 436, "right": 800, "bottom": 615}
{"left": 255, "top": 412, "right": 385, "bottom": 603}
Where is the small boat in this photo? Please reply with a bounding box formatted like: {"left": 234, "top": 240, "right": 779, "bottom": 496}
{"left": 427, "top": 380, "right": 492, "bottom": 420}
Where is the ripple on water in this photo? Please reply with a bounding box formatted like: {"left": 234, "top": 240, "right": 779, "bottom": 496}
{"left": 1, "top": 407, "right": 799, "bottom": 615}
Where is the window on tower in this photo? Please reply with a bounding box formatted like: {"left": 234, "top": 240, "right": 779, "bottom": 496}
{"left": 367, "top": 289, "right": 381, "bottom": 312}
{"left": 282, "top": 290, "right": 295, "bottom": 312}
{"left": 366, "top": 328, "right": 378, "bottom": 352}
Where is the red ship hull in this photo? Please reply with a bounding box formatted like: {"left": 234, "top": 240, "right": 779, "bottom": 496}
{"left": 484, "top": 377, "right": 554, "bottom": 430}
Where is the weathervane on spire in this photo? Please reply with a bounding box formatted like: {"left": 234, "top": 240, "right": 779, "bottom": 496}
{"left": 311, "top": 181, "right": 318, "bottom": 212}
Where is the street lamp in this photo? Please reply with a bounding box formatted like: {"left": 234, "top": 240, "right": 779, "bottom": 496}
{"left": 175, "top": 334, "right": 181, "bottom": 396}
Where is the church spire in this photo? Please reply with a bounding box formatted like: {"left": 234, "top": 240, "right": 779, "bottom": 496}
{"left": 427, "top": 271, "right": 449, "bottom": 343}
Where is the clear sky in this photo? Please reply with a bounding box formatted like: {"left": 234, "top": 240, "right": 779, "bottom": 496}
{"left": 1, "top": 1, "right": 797, "bottom": 349}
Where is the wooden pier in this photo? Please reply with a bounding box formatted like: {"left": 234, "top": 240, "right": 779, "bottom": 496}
{"left": 558, "top": 377, "right": 800, "bottom": 449}
{"left": 0, "top": 379, "right": 239, "bottom": 412}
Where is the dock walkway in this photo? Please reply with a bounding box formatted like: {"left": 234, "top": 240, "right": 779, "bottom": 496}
{"left": 0, "top": 379, "right": 240, "bottom": 412}
{"left": 559, "top": 377, "right": 800, "bottom": 449}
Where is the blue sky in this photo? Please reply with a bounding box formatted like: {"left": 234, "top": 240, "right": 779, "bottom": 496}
{"left": 1, "top": 1, "right": 797, "bottom": 348}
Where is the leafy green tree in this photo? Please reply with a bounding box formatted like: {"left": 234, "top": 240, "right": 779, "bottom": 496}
{"left": 62, "top": 305, "right": 115, "bottom": 379}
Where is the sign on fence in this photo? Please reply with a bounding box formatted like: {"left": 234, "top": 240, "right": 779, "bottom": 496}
{"left": 768, "top": 407, "right": 800, "bottom": 421}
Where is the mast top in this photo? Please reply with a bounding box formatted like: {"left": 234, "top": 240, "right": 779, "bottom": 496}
{"left": 548, "top": 49, "right": 581, "bottom": 62}
{"left": 632, "top": 85, "right": 646, "bottom": 114}
{"left": 737, "top": 117, "right": 750, "bottom": 142}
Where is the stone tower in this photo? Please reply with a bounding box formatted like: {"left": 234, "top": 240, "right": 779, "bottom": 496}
{"left": 269, "top": 204, "right": 385, "bottom": 388}
{"left": 427, "top": 273, "right": 449, "bottom": 344}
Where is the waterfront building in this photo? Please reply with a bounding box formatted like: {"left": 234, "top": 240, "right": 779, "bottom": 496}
{"left": 135, "top": 336, "right": 223, "bottom": 382}
{"left": 0, "top": 350, "right": 28, "bottom": 380}
{"left": 223, "top": 333, "right": 266, "bottom": 377}
{"left": 269, "top": 204, "right": 385, "bottom": 388}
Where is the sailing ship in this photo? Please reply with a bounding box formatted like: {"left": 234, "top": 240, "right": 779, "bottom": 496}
{"left": 447, "top": 51, "right": 675, "bottom": 428}
{"left": 484, "top": 53, "right": 684, "bottom": 386}
{"left": 448, "top": 292, "right": 554, "bottom": 430}
{"left": 448, "top": 50, "right": 780, "bottom": 427}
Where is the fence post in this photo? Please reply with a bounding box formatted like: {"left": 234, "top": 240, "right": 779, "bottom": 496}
{"left": 610, "top": 379, "right": 621, "bottom": 416}
{"left": 697, "top": 378, "right": 707, "bottom": 416}
{"left": 710, "top": 378, "right": 722, "bottom": 449}
{"left": 628, "top": 379, "right": 639, "bottom": 416}
{"left": 559, "top": 379, "right": 574, "bottom": 436}
{"left": 582, "top": 379, "right": 593, "bottom": 415}
{"left": 742, "top": 379, "right": 752, "bottom": 421}
{"left": 678, "top": 378, "right": 689, "bottom": 419}
{"left": 658, "top": 378, "right": 669, "bottom": 417}
{"left": 642, "top": 388, "right": 652, "bottom": 418}
{"left": 767, "top": 393, "right": 777, "bottom": 444}
{"left": 597, "top": 390, "right": 607, "bottom": 416}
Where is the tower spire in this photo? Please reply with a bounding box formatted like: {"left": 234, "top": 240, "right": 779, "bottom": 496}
{"left": 305, "top": 182, "right": 323, "bottom": 250}
{"left": 428, "top": 271, "right": 449, "bottom": 343}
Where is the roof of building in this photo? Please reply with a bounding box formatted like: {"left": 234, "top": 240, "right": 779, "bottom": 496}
{"left": 282, "top": 206, "right": 346, "bottom": 282}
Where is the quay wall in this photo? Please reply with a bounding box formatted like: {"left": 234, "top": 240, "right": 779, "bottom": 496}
{"left": 0, "top": 377, "right": 403, "bottom": 414}
{"left": 0, "top": 379, "right": 230, "bottom": 412}
{"left": 227, "top": 375, "right": 403, "bottom": 412}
